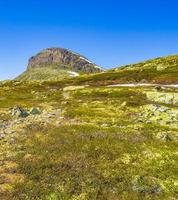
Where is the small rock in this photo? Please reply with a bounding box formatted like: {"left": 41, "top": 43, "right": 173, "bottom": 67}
{"left": 30, "top": 108, "right": 42, "bottom": 115}
{"left": 121, "top": 101, "right": 127, "bottom": 107}
{"left": 0, "top": 133, "right": 6, "bottom": 139}
{"left": 157, "top": 133, "right": 173, "bottom": 141}
{"left": 11, "top": 106, "right": 29, "bottom": 118}
{"left": 155, "top": 86, "right": 163, "bottom": 91}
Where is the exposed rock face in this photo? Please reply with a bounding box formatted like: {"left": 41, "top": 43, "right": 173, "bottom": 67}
{"left": 145, "top": 91, "right": 178, "bottom": 105}
{"left": 140, "top": 104, "right": 178, "bottom": 128}
{"left": 27, "top": 48, "right": 103, "bottom": 73}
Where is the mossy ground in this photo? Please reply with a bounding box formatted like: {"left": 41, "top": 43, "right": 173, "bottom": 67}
{"left": 15, "top": 65, "right": 75, "bottom": 82}
{"left": 0, "top": 80, "right": 177, "bottom": 200}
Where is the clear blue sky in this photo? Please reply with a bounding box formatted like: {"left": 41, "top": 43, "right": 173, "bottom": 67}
{"left": 1, "top": 0, "right": 178, "bottom": 80}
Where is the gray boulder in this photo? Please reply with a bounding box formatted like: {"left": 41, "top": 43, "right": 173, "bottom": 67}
{"left": 11, "top": 106, "right": 29, "bottom": 118}
{"left": 30, "top": 108, "right": 42, "bottom": 115}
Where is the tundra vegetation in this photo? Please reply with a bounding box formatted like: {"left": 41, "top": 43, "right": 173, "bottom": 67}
{"left": 0, "top": 53, "right": 178, "bottom": 200}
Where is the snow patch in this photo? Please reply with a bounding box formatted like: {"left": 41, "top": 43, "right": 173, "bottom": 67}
{"left": 94, "top": 65, "right": 104, "bottom": 70}
{"left": 79, "top": 56, "right": 103, "bottom": 71}
{"left": 80, "top": 57, "right": 92, "bottom": 64}
{"left": 68, "top": 71, "right": 79, "bottom": 77}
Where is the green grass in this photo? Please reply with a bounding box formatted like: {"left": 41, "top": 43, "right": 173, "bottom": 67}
{"left": 15, "top": 65, "right": 74, "bottom": 81}
{"left": 10, "top": 124, "right": 178, "bottom": 200}
{"left": 0, "top": 81, "right": 63, "bottom": 108}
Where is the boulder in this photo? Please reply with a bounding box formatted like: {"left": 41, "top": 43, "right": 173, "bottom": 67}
{"left": 11, "top": 106, "right": 29, "bottom": 118}
{"left": 30, "top": 108, "right": 42, "bottom": 115}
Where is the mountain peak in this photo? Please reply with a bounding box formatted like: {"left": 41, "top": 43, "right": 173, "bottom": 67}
{"left": 27, "top": 47, "right": 104, "bottom": 73}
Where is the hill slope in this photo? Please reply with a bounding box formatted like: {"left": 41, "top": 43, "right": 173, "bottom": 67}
{"left": 112, "top": 54, "right": 178, "bottom": 83}
{"left": 63, "top": 54, "right": 178, "bottom": 86}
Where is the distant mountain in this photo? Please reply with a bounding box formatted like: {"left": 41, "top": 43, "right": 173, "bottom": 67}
{"left": 16, "top": 48, "right": 104, "bottom": 81}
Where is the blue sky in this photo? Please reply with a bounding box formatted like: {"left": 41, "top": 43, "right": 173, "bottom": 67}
{"left": 0, "top": 0, "right": 178, "bottom": 80}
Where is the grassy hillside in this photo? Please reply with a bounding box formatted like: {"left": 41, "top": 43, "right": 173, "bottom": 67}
{"left": 15, "top": 65, "right": 77, "bottom": 81}
{"left": 0, "top": 79, "right": 177, "bottom": 200}
{"left": 112, "top": 54, "right": 178, "bottom": 84}
{"left": 57, "top": 54, "right": 178, "bottom": 86}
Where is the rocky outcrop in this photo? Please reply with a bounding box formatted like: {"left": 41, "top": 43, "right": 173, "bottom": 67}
{"left": 11, "top": 106, "right": 29, "bottom": 118}
{"left": 11, "top": 106, "right": 42, "bottom": 118}
{"left": 27, "top": 48, "right": 104, "bottom": 73}
{"left": 145, "top": 91, "right": 178, "bottom": 105}
{"left": 0, "top": 107, "right": 62, "bottom": 140}
{"left": 139, "top": 104, "right": 178, "bottom": 128}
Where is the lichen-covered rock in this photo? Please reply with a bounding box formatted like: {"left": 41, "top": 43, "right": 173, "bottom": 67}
{"left": 140, "top": 104, "right": 178, "bottom": 128}
{"left": 146, "top": 91, "right": 178, "bottom": 105}
{"left": 132, "top": 176, "right": 162, "bottom": 194}
{"left": 156, "top": 132, "right": 173, "bottom": 141}
{"left": 156, "top": 64, "right": 168, "bottom": 71}
{"left": 11, "top": 106, "right": 29, "bottom": 118}
{"left": 29, "top": 108, "right": 42, "bottom": 115}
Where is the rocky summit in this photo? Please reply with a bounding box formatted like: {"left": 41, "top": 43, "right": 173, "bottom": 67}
{"left": 27, "top": 48, "right": 103, "bottom": 73}
{"left": 16, "top": 48, "right": 104, "bottom": 81}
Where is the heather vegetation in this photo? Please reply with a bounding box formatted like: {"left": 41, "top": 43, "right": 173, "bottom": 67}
{"left": 0, "top": 53, "right": 178, "bottom": 199}
{"left": 0, "top": 78, "right": 177, "bottom": 200}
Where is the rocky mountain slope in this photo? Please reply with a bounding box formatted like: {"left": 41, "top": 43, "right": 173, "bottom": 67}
{"left": 16, "top": 48, "right": 104, "bottom": 81}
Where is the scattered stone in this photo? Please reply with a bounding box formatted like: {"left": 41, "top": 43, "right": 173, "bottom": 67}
{"left": 156, "top": 133, "right": 173, "bottom": 141}
{"left": 11, "top": 106, "right": 29, "bottom": 118}
{"left": 154, "top": 86, "right": 163, "bottom": 91}
{"left": 30, "top": 108, "right": 42, "bottom": 115}
{"left": 0, "top": 132, "right": 6, "bottom": 139}
{"left": 63, "top": 91, "right": 70, "bottom": 100}
{"left": 156, "top": 64, "right": 167, "bottom": 71}
{"left": 132, "top": 176, "right": 162, "bottom": 194}
{"left": 146, "top": 91, "right": 178, "bottom": 105}
{"left": 121, "top": 101, "right": 127, "bottom": 107}
{"left": 140, "top": 104, "right": 178, "bottom": 128}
